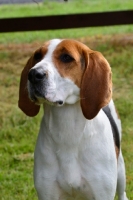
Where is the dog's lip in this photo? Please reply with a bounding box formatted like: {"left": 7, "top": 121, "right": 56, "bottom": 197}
{"left": 30, "top": 93, "right": 64, "bottom": 106}
{"left": 28, "top": 86, "right": 64, "bottom": 106}
{"left": 30, "top": 96, "right": 41, "bottom": 105}
{"left": 55, "top": 100, "right": 64, "bottom": 106}
{"left": 44, "top": 98, "right": 64, "bottom": 106}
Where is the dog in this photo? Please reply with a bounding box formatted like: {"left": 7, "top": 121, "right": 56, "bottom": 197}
{"left": 18, "top": 39, "right": 128, "bottom": 200}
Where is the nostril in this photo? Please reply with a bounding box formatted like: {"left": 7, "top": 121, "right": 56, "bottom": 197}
{"left": 28, "top": 68, "right": 46, "bottom": 84}
{"left": 35, "top": 72, "right": 46, "bottom": 80}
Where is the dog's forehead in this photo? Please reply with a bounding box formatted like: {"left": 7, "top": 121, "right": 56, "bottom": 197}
{"left": 44, "top": 39, "right": 88, "bottom": 59}
{"left": 46, "top": 39, "right": 62, "bottom": 57}
{"left": 55, "top": 39, "right": 88, "bottom": 51}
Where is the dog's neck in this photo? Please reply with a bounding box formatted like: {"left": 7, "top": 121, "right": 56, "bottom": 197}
{"left": 42, "top": 101, "right": 88, "bottom": 146}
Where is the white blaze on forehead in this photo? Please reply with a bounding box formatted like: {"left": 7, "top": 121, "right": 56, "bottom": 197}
{"left": 32, "top": 39, "right": 62, "bottom": 69}
{"left": 44, "top": 39, "right": 62, "bottom": 61}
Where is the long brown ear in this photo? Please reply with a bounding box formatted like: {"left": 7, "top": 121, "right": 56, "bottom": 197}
{"left": 80, "top": 51, "right": 112, "bottom": 120}
{"left": 18, "top": 55, "right": 40, "bottom": 117}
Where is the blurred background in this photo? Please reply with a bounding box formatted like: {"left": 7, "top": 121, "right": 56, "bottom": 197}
{"left": 0, "top": 0, "right": 133, "bottom": 199}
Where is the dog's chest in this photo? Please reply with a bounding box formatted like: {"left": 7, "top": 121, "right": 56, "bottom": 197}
{"left": 44, "top": 117, "right": 95, "bottom": 198}
{"left": 40, "top": 105, "right": 111, "bottom": 199}
{"left": 56, "top": 148, "right": 94, "bottom": 199}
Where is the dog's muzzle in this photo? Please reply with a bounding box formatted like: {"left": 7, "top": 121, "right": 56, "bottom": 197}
{"left": 28, "top": 68, "right": 64, "bottom": 106}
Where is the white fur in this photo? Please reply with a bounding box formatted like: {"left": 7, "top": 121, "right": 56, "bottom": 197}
{"left": 28, "top": 39, "right": 128, "bottom": 200}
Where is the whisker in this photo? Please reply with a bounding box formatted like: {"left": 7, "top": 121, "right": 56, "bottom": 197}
{"left": 78, "top": 97, "right": 86, "bottom": 100}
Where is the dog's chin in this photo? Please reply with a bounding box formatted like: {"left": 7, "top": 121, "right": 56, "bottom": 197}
{"left": 29, "top": 94, "right": 64, "bottom": 107}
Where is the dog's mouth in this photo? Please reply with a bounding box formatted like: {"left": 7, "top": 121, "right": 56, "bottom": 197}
{"left": 29, "top": 89, "right": 64, "bottom": 107}
{"left": 28, "top": 81, "right": 65, "bottom": 107}
{"left": 33, "top": 97, "right": 64, "bottom": 107}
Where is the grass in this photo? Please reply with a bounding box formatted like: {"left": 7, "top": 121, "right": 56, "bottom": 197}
{"left": 0, "top": 0, "right": 133, "bottom": 199}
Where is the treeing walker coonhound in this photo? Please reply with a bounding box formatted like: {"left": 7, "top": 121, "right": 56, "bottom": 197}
{"left": 18, "top": 39, "right": 128, "bottom": 200}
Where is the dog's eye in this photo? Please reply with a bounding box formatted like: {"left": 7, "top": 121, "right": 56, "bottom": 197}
{"left": 34, "top": 51, "right": 42, "bottom": 61}
{"left": 60, "top": 54, "right": 74, "bottom": 63}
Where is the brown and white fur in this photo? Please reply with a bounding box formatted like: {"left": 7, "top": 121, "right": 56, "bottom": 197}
{"left": 18, "top": 39, "right": 128, "bottom": 200}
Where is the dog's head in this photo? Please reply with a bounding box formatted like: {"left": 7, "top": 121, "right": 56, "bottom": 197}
{"left": 18, "top": 39, "right": 112, "bottom": 119}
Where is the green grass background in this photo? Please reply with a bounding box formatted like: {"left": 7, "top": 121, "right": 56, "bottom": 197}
{"left": 0, "top": 0, "right": 133, "bottom": 199}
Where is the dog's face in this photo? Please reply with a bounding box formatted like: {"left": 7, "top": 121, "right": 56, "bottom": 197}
{"left": 28, "top": 39, "right": 82, "bottom": 107}
{"left": 19, "top": 39, "right": 112, "bottom": 119}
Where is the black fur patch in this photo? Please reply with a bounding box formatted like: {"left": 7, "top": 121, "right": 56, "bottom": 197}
{"left": 102, "top": 105, "right": 120, "bottom": 150}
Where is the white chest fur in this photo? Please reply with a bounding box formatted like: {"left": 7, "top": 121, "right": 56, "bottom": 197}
{"left": 34, "top": 102, "right": 117, "bottom": 200}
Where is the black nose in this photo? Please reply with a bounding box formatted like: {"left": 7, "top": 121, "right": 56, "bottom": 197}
{"left": 28, "top": 68, "right": 46, "bottom": 84}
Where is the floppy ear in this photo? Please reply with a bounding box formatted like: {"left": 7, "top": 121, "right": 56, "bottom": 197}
{"left": 80, "top": 51, "right": 112, "bottom": 120}
{"left": 18, "top": 55, "right": 40, "bottom": 117}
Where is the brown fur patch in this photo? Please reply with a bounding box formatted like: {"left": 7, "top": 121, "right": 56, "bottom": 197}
{"left": 18, "top": 41, "right": 49, "bottom": 117}
{"left": 115, "top": 144, "right": 120, "bottom": 160}
{"left": 80, "top": 50, "right": 112, "bottom": 119}
{"left": 53, "top": 40, "right": 89, "bottom": 87}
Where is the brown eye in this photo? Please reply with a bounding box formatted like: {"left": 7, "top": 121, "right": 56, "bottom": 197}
{"left": 60, "top": 54, "right": 74, "bottom": 63}
{"left": 34, "top": 51, "right": 42, "bottom": 61}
